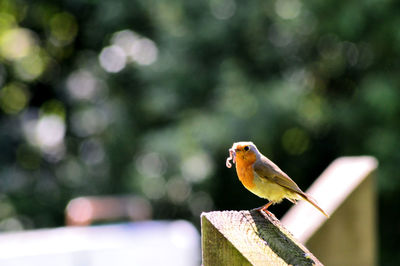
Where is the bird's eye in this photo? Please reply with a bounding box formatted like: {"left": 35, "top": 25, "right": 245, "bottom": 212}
{"left": 244, "top": 146, "right": 249, "bottom": 151}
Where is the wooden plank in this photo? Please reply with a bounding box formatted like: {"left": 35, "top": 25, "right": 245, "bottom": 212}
{"left": 281, "top": 156, "right": 378, "bottom": 266}
{"left": 201, "top": 210, "right": 322, "bottom": 266}
{"left": 306, "top": 175, "right": 376, "bottom": 266}
{"left": 281, "top": 156, "right": 377, "bottom": 242}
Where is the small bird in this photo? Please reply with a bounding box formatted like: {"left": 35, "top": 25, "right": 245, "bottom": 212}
{"left": 226, "top": 141, "right": 329, "bottom": 217}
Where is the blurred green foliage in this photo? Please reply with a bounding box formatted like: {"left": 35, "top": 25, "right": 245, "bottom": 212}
{"left": 0, "top": 0, "right": 399, "bottom": 264}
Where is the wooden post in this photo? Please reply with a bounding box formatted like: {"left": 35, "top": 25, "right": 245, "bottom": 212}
{"left": 281, "top": 156, "right": 378, "bottom": 266}
{"left": 201, "top": 210, "right": 322, "bottom": 266}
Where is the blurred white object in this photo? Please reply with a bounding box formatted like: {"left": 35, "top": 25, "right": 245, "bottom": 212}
{"left": 0, "top": 220, "right": 200, "bottom": 266}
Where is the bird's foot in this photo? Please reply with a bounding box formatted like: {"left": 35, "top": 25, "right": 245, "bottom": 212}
{"left": 251, "top": 202, "right": 275, "bottom": 218}
{"left": 251, "top": 205, "right": 264, "bottom": 212}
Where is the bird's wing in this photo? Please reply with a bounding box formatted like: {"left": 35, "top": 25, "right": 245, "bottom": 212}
{"left": 254, "top": 155, "right": 329, "bottom": 217}
{"left": 253, "top": 156, "right": 304, "bottom": 194}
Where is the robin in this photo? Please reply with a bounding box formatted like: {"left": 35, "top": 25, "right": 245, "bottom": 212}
{"left": 226, "top": 141, "right": 329, "bottom": 217}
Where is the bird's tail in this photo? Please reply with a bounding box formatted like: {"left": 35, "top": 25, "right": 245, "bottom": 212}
{"left": 299, "top": 192, "right": 329, "bottom": 218}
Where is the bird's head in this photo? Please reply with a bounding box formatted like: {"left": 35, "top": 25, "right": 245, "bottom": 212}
{"left": 226, "top": 141, "right": 260, "bottom": 168}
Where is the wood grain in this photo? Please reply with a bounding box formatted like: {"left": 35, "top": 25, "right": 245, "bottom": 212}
{"left": 201, "top": 210, "right": 322, "bottom": 266}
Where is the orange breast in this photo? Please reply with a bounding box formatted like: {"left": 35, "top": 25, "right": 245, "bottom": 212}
{"left": 235, "top": 153, "right": 257, "bottom": 190}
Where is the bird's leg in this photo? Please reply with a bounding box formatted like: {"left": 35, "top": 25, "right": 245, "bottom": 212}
{"left": 252, "top": 202, "right": 273, "bottom": 216}
{"left": 261, "top": 201, "right": 273, "bottom": 212}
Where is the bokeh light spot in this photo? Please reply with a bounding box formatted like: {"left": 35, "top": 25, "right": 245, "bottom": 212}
{"left": 297, "top": 95, "right": 324, "bottom": 127}
{"left": 66, "top": 70, "right": 98, "bottom": 101}
{"left": 281, "top": 127, "right": 310, "bottom": 155}
{"left": 0, "top": 28, "right": 35, "bottom": 60}
{"left": 70, "top": 107, "right": 109, "bottom": 137}
{"left": 49, "top": 12, "right": 78, "bottom": 46}
{"left": 35, "top": 115, "right": 66, "bottom": 152}
{"left": 167, "top": 177, "right": 192, "bottom": 204}
{"left": 141, "top": 176, "right": 166, "bottom": 200}
{"left": 209, "top": 0, "right": 236, "bottom": 20}
{"left": 129, "top": 38, "right": 158, "bottom": 66}
{"left": 66, "top": 197, "right": 94, "bottom": 226}
{"left": 136, "top": 152, "right": 167, "bottom": 178}
{"left": 181, "top": 153, "right": 213, "bottom": 183}
{"left": 99, "top": 45, "right": 126, "bottom": 73}
{"left": 14, "top": 49, "right": 46, "bottom": 81}
{"left": 0, "top": 82, "right": 29, "bottom": 114}
{"left": 111, "top": 30, "right": 140, "bottom": 54}
{"left": 110, "top": 29, "right": 158, "bottom": 66}
{"left": 275, "top": 0, "right": 302, "bottom": 20}
{"left": 0, "top": 217, "right": 24, "bottom": 231}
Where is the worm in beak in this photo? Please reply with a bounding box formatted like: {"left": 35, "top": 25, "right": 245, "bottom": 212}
{"left": 226, "top": 148, "right": 236, "bottom": 168}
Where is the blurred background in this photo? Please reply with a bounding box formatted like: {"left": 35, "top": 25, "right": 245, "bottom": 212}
{"left": 0, "top": 0, "right": 399, "bottom": 264}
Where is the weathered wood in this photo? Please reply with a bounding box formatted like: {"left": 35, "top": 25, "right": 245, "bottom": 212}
{"left": 306, "top": 175, "right": 376, "bottom": 266}
{"left": 201, "top": 210, "right": 322, "bottom": 266}
{"left": 282, "top": 156, "right": 378, "bottom": 266}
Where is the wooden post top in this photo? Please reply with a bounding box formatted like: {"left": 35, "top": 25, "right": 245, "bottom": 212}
{"left": 282, "top": 156, "right": 378, "bottom": 243}
{"left": 201, "top": 210, "right": 322, "bottom": 266}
